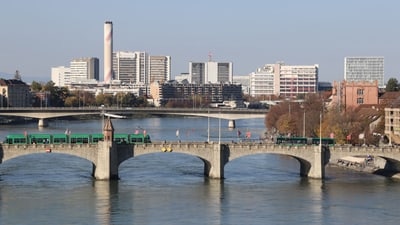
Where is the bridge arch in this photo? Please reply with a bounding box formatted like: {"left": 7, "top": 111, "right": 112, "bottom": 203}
{"left": 0, "top": 151, "right": 96, "bottom": 179}
{"left": 226, "top": 151, "right": 313, "bottom": 178}
{"left": 225, "top": 144, "right": 323, "bottom": 177}
{"left": 116, "top": 144, "right": 217, "bottom": 178}
{"left": 0, "top": 144, "right": 98, "bottom": 174}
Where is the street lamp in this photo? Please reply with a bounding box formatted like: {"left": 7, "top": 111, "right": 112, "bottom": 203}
{"left": 319, "top": 112, "right": 322, "bottom": 148}
{"left": 207, "top": 108, "right": 210, "bottom": 143}
{"left": 218, "top": 111, "right": 221, "bottom": 144}
{"left": 303, "top": 110, "right": 306, "bottom": 137}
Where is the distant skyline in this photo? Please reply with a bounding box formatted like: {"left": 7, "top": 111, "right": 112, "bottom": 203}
{"left": 0, "top": 0, "right": 399, "bottom": 83}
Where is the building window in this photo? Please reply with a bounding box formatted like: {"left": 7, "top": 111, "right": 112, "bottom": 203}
{"left": 357, "top": 89, "right": 364, "bottom": 95}
{"left": 357, "top": 97, "right": 364, "bottom": 104}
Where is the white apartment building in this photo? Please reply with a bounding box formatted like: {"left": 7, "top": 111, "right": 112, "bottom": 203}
{"left": 249, "top": 63, "right": 318, "bottom": 97}
{"left": 69, "top": 57, "right": 99, "bottom": 84}
{"left": 189, "top": 61, "right": 233, "bottom": 84}
{"left": 344, "top": 56, "right": 384, "bottom": 88}
{"left": 249, "top": 64, "right": 277, "bottom": 97}
{"left": 51, "top": 66, "right": 71, "bottom": 87}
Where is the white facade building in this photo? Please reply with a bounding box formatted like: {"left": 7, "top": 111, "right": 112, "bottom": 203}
{"left": 279, "top": 64, "right": 318, "bottom": 97}
{"left": 69, "top": 57, "right": 99, "bottom": 85}
{"left": 51, "top": 66, "right": 71, "bottom": 87}
{"left": 344, "top": 56, "right": 385, "bottom": 88}
{"left": 249, "top": 63, "right": 318, "bottom": 97}
{"left": 249, "top": 64, "right": 277, "bottom": 97}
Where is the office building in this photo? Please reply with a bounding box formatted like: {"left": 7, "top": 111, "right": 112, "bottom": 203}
{"left": 113, "top": 51, "right": 136, "bottom": 84}
{"left": 189, "top": 61, "right": 233, "bottom": 84}
{"left": 51, "top": 66, "right": 71, "bottom": 87}
{"left": 69, "top": 57, "right": 99, "bottom": 84}
{"left": 344, "top": 56, "right": 384, "bottom": 88}
{"left": 249, "top": 63, "right": 318, "bottom": 97}
{"left": 113, "top": 51, "right": 162, "bottom": 85}
{"left": 149, "top": 56, "right": 171, "bottom": 83}
{"left": 150, "top": 82, "right": 242, "bottom": 107}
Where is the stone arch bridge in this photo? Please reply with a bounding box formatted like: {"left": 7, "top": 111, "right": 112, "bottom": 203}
{"left": 2, "top": 141, "right": 400, "bottom": 180}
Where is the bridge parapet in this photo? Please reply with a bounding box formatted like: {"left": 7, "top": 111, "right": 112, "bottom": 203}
{"left": 1, "top": 143, "right": 99, "bottom": 163}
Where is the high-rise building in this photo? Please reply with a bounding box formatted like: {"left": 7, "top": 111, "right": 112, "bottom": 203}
{"left": 344, "top": 56, "right": 384, "bottom": 88}
{"left": 149, "top": 56, "right": 171, "bottom": 83}
{"left": 189, "top": 62, "right": 205, "bottom": 84}
{"left": 112, "top": 51, "right": 154, "bottom": 84}
{"left": 249, "top": 63, "right": 318, "bottom": 97}
{"left": 113, "top": 51, "right": 136, "bottom": 84}
{"left": 136, "top": 51, "right": 149, "bottom": 84}
{"left": 51, "top": 66, "right": 71, "bottom": 87}
{"left": 104, "top": 21, "right": 113, "bottom": 84}
{"left": 189, "top": 61, "right": 233, "bottom": 84}
{"left": 69, "top": 57, "right": 99, "bottom": 84}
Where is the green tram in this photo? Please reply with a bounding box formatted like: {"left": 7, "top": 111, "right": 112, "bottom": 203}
{"left": 3, "top": 133, "right": 151, "bottom": 145}
{"left": 275, "top": 136, "right": 335, "bottom": 146}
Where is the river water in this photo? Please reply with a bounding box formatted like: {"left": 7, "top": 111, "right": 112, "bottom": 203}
{"left": 0, "top": 117, "right": 399, "bottom": 225}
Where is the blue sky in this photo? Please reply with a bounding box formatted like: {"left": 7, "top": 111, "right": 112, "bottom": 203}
{"left": 0, "top": 0, "right": 399, "bottom": 83}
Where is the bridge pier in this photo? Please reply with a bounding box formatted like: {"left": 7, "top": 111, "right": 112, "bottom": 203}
{"left": 93, "top": 141, "right": 119, "bottom": 180}
{"left": 204, "top": 144, "right": 227, "bottom": 179}
{"left": 93, "top": 117, "right": 119, "bottom": 180}
{"left": 228, "top": 120, "right": 235, "bottom": 129}
{"left": 307, "top": 145, "right": 325, "bottom": 179}
{"left": 38, "top": 118, "right": 48, "bottom": 127}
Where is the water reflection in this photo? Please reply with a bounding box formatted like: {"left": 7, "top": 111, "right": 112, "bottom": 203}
{"left": 94, "top": 180, "right": 113, "bottom": 225}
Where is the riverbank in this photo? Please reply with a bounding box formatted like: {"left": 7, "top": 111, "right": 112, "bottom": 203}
{"left": 334, "top": 155, "right": 379, "bottom": 173}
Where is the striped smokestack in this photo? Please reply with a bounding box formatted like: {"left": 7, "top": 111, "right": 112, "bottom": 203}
{"left": 104, "top": 21, "right": 113, "bottom": 84}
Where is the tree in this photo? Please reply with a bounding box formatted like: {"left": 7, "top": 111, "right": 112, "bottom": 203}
{"left": 30, "top": 81, "right": 43, "bottom": 92}
{"left": 386, "top": 78, "right": 399, "bottom": 92}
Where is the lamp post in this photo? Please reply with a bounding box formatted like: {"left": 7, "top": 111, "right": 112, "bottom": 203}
{"left": 218, "top": 111, "right": 221, "bottom": 144}
{"left": 303, "top": 110, "right": 306, "bottom": 137}
{"left": 207, "top": 108, "right": 210, "bottom": 143}
{"left": 319, "top": 112, "right": 322, "bottom": 148}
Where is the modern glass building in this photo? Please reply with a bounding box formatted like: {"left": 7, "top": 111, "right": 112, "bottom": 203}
{"left": 344, "top": 56, "right": 384, "bottom": 88}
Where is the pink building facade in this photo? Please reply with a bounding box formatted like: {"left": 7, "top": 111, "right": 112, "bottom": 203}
{"left": 332, "top": 80, "right": 378, "bottom": 109}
